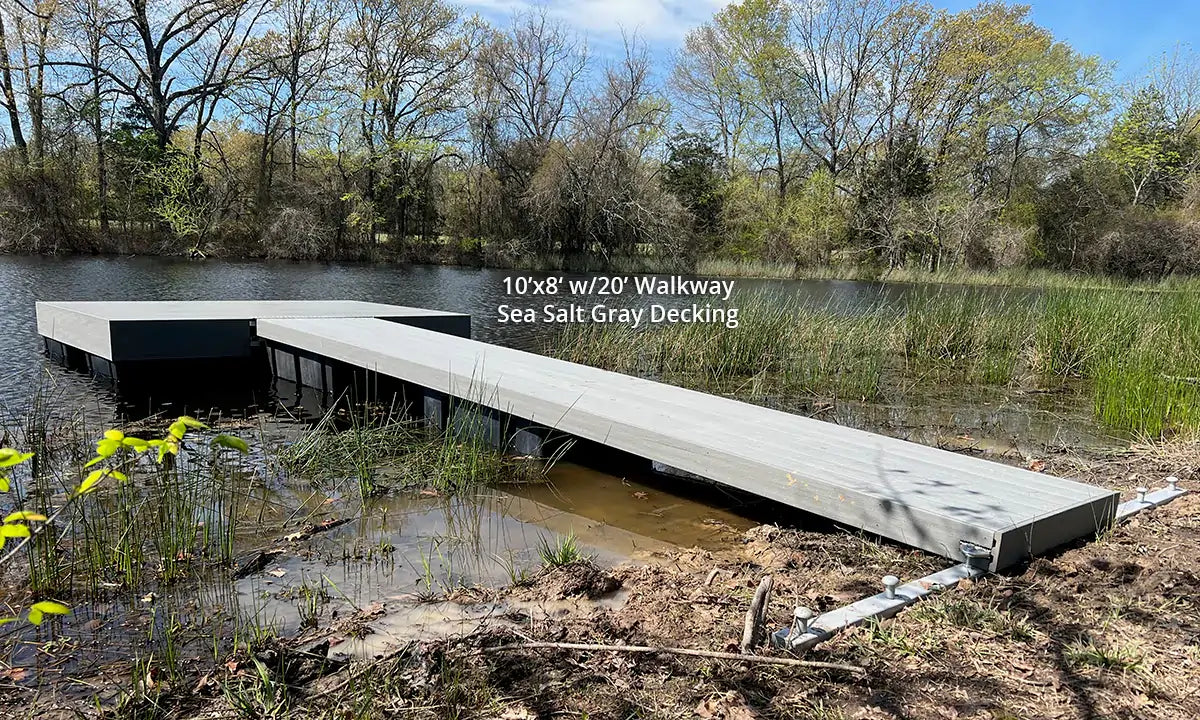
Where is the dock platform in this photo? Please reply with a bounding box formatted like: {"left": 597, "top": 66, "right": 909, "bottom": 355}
{"left": 36, "top": 300, "right": 1120, "bottom": 570}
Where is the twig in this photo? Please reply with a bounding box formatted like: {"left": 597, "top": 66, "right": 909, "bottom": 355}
{"left": 481, "top": 641, "right": 864, "bottom": 674}
{"left": 741, "top": 574, "right": 772, "bottom": 653}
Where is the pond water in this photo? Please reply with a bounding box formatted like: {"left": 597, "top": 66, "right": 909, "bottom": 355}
{"left": 0, "top": 255, "right": 1113, "bottom": 691}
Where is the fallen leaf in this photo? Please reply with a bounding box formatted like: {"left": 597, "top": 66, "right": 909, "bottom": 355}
{"left": 266, "top": 568, "right": 287, "bottom": 578}
{"left": 696, "top": 692, "right": 758, "bottom": 719}
{"left": 1010, "top": 658, "right": 1034, "bottom": 674}
{"left": 193, "top": 673, "right": 217, "bottom": 695}
{"left": 1028, "top": 459, "right": 1046, "bottom": 472}
{"left": 500, "top": 706, "right": 537, "bottom": 720}
{"left": 632, "top": 491, "right": 648, "bottom": 499}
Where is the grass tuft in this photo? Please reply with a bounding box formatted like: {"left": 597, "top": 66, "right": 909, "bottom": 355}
{"left": 1065, "top": 636, "right": 1146, "bottom": 673}
{"left": 537, "top": 531, "right": 583, "bottom": 568}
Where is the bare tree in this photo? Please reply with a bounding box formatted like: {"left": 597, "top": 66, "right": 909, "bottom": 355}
{"left": 788, "top": 0, "right": 901, "bottom": 187}
{"left": 0, "top": 4, "right": 29, "bottom": 162}
{"left": 525, "top": 36, "right": 677, "bottom": 259}
{"left": 476, "top": 9, "right": 586, "bottom": 182}
{"left": 60, "top": 0, "right": 117, "bottom": 232}
{"left": 346, "top": 0, "right": 479, "bottom": 239}
{"left": 64, "top": 0, "right": 269, "bottom": 152}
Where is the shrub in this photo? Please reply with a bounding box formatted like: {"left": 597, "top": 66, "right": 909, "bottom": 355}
{"left": 261, "top": 207, "right": 335, "bottom": 260}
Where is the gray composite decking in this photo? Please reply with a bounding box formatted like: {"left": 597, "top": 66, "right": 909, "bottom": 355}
{"left": 36, "top": 300, "right": 468, "bottom": 361}
{"left": 257, "top": 316, "right": 1120, "bottom": 570}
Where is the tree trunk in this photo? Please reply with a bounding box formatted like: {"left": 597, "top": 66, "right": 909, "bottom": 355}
{"left": 90, "top": 34, "right": 109, "bottom": 235}
{"left": 0, "top": 15, "right": 28, "bottom": 164}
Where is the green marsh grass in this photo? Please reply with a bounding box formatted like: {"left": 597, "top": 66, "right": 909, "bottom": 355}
{"left": 554, "top": 293, "right": 889, "bottom": 400}
{"left": 1033, "top": 290, "right": 1145, "bottom": 379}
{"left": 551, "top": 287, "right": 1200, "bottom": 437}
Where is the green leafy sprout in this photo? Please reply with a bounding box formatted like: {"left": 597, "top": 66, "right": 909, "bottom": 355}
{"left": 0, "top": 416, "right": 248, "bottom": 626}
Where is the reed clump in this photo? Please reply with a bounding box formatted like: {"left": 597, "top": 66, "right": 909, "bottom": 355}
{"left": 279, "top": 403, "right": 544, "bottom": 498}
{"left": 551, "top": 287, "right": 1200, "bottom": 438}
{"left": 555, "top": 293, "right": 889, "bottom": 401}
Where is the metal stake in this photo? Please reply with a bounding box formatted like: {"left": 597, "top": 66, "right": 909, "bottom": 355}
{"left": 792, "top": 606, "right": 814, "bottom": 636}
{"left": 882, "top": 575, "right": 900, "bottom": 600}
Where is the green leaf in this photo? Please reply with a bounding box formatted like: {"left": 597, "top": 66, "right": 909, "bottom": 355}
{"left": 3, "top": 511, "right": 47, "bottom": 523}
{"left": 0, "top": 477, "right": 8, "bottom": 493}
{"left": 0, "top": 617, "right": 17, "bottom": 626}
{"left": 83, "top": 455, "right": 104, "bottom": 469}
{"left": 178, "top": 416, "right": 209, "bottom": 430}
{"left": 168, "top": 421, "right": 188, "bottom": 440}
{"left": 104, "top": 429, "right": 125, "bottom": 441}
{"left": 27, "top": 608, "right": 43, "bottom": 626}
{"left": 77, "top": 469, "right": 112, "bottom": 495}
{"left": 110, "top": 471, "right": 128, "bottom": 482}
{"left": 212, "top": 434, "right": 249, "bottom": 453}
{"left": 0, "top": 523, "right": 31, "bottom": 538}
{"left": 122, "top": 437, "right": 150, "bottom": 451}
{"left": 96, "top": 437, "right": 121, "bottom": 458}
{"left": 30, "top": 600, "right": 70, "bottom": 616}
{"left": 157, "top": 440, "right": 179, "bottom": 463}
{"left": 0, "top": 449, "right": 34, "bottom": 469}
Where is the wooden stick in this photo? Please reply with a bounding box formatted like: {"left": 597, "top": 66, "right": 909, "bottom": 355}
{"left": 740, "top": 575, "right": 773, "bottom": 653}
{"left": 481, "top": 641, "right": 864, "bottom": 674}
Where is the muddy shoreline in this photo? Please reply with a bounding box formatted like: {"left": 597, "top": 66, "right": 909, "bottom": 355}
{"left": 11, "top": 441, "right": 1196, "bottom": 720}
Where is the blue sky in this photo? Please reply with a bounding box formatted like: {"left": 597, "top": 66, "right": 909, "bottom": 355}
{"left": 458, "top": 0, "right": 1200, "bottom": 82}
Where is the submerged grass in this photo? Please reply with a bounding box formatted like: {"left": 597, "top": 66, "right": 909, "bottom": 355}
{"left": 279, "top": 402, "right": 545, "bottom": 499}
{"left": 551, "top": 287, "right": 1200, "bottom": 437}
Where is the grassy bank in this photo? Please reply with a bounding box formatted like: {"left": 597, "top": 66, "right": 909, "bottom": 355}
{"left": 54, "top": 448, "right": 1197, "bottom": 720}
{"left": 552, "top": 288, "right": 1200, "bottom": 437}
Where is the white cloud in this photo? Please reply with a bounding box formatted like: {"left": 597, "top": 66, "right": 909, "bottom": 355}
{"left": 459, "top": 0, "right": 732, "bottom": 43}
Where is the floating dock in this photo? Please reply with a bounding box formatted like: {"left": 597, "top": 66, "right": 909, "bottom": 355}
{"left": 36, "top": 300, "right": 1119, "bottom": 571}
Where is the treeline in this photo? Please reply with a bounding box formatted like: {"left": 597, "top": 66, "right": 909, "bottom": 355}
{"left": 0, "top": 0, "right": 1197, "bottom": 277}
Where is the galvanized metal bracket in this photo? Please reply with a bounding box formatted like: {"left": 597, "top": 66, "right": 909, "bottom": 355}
{"left": 771, "top": 477, "right": 1187, "bottom": 653}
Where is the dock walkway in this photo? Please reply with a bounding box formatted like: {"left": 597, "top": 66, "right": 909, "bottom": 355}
{"left": 257, "top": 316, "right": 1118, "bottom": 571}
